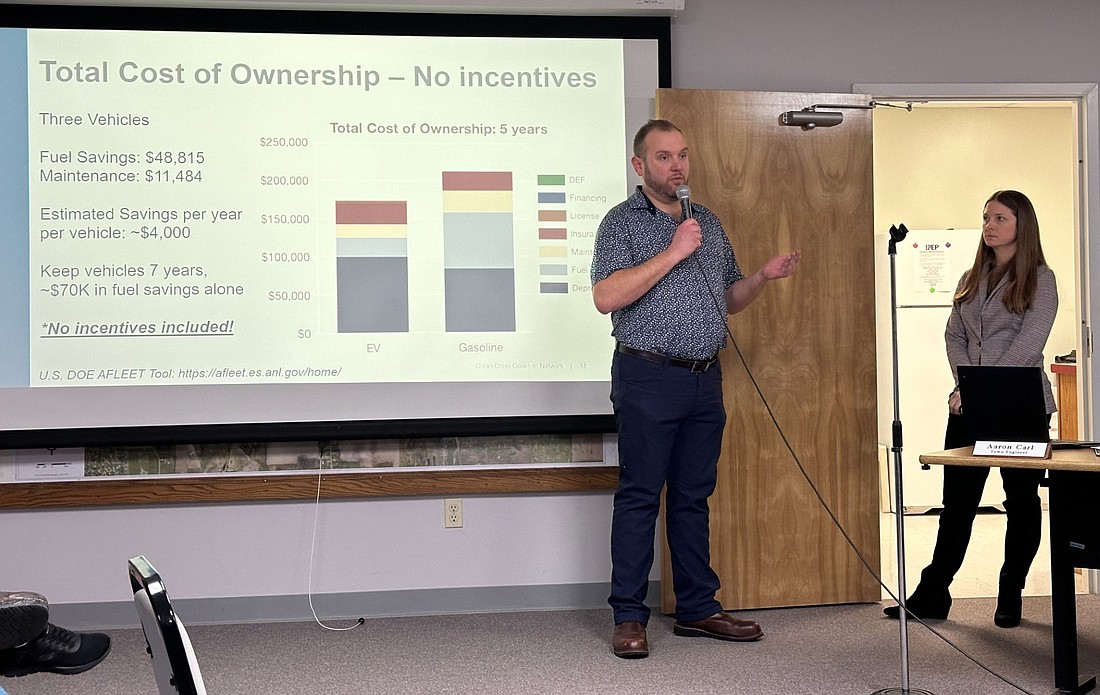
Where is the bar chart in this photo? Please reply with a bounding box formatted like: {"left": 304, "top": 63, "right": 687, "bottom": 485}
{"left": 441, "top": 171, "right": 515, "bottom": 332}
{"left": 335, "top": 200, "right": 409, "bottom": 333}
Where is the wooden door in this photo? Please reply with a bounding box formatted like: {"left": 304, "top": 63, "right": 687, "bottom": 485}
{"left": 657, "top": 89, "right": 880, "bottom": 610}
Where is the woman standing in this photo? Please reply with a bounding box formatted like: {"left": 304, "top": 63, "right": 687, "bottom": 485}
{"left": 885, "top": 190, "right": 1058, "bottom": 628}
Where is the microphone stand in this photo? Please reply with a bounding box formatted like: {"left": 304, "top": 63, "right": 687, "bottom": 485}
{"left": 872, "top": 223, "right": 934, "bottom": 695}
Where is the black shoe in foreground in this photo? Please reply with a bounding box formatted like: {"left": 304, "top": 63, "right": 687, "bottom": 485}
{"left": 0, "top": 592, "right": 49, "bottom": 651}
{"left": 0, "top": 623, "right": 111, "bottom": 677}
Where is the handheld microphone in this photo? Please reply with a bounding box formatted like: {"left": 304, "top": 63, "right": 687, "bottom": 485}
{"left": 675, "top": 184, "right": 693, "bottom": 221}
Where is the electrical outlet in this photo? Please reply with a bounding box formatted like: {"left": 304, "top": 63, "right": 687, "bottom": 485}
{"left": 444, "top": 498, "right": 463, "bottom": 528}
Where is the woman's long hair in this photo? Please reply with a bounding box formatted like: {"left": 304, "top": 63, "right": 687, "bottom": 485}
{"left": 954, "top": 190, "right": 1047, "bottom": 314}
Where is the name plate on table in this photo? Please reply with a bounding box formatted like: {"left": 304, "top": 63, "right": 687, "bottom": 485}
{"left": 973, "top": 440, "right": 1052, "bottom": 458}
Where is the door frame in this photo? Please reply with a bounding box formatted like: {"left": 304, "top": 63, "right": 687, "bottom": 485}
{"left": 856, "top": 81, "right": 1100, "bottom": 593}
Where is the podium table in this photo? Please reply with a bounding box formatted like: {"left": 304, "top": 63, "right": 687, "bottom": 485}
{"left": 919, "top": 446, "right": 1100, "bottom": 695}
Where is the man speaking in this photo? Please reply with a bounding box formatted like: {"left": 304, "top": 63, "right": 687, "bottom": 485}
{"left": 591, "top": 118, "right": 800, "bottom": 659}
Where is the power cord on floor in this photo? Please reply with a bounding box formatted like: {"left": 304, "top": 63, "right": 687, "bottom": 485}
{"left": 692, "top": 252, "right": 1037, "bottom": 695}
{"left": 307, "top": 452, "right": 365, "bottom": 632}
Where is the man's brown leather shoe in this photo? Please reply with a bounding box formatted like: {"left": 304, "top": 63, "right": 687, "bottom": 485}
{"left": 611, "top": 621, "right": 649, "bottom": 658}
{"left": 673, "top": 611, "right": 763, "bottom": 642}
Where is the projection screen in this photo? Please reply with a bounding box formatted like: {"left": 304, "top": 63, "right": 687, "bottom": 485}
{"left": 0, "top": 5, "right": 669, "bottom": 447}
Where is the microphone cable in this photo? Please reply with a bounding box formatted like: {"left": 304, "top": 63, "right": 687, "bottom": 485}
{"left": 690, "top": 251, "right": 1038, "bottom": 695}
{"left": 307, "top": 450, "right": 365, "bottom": 632}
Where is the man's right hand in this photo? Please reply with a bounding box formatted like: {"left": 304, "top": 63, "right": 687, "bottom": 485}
{"left": 669, "top": 218, "right": 702, "bottom": 261}
{"left": 593, "top": 218, "right": 702, "bottom": 314}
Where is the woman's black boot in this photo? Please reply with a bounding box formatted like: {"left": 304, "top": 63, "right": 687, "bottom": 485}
{"left": 994, "top": 590, "right": 1022, "bottom": 628}
{"left": 883, "top": 586, "right": 952, "bottom": 620}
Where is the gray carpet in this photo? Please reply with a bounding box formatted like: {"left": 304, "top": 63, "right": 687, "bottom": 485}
{"left": 5, "top": 596, "right": 1100, "bottom": 694}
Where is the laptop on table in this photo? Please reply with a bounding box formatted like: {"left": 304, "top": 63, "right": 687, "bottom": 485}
{"left": 957, "top": 365, "right": 1050, "bottom": 454}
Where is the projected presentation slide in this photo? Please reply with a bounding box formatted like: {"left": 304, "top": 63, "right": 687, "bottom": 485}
{"left": 3, "top": 28, "right": 625, "bottom": 392}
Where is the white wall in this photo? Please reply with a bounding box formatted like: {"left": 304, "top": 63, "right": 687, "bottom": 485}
{"left": 670, "top": 1, "right": 1100, "bottom": 92}
{"left": 8, "top": 0, "right": 1100, "bottom": 615}
{"left": 1, "top": 493, "right": 614, "bottom": 607}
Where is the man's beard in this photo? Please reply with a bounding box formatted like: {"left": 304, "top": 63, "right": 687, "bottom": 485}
{"left": 642, "top": 168, "right": 679, "bottom": 204}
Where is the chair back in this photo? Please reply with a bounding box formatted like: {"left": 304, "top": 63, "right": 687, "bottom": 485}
{"left": 128, "top": 555, "right": 207, "bottom": 695}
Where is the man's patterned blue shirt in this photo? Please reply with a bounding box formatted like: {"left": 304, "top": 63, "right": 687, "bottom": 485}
{"left": 591, "top": 186, "right": 742, "bottom": 360}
